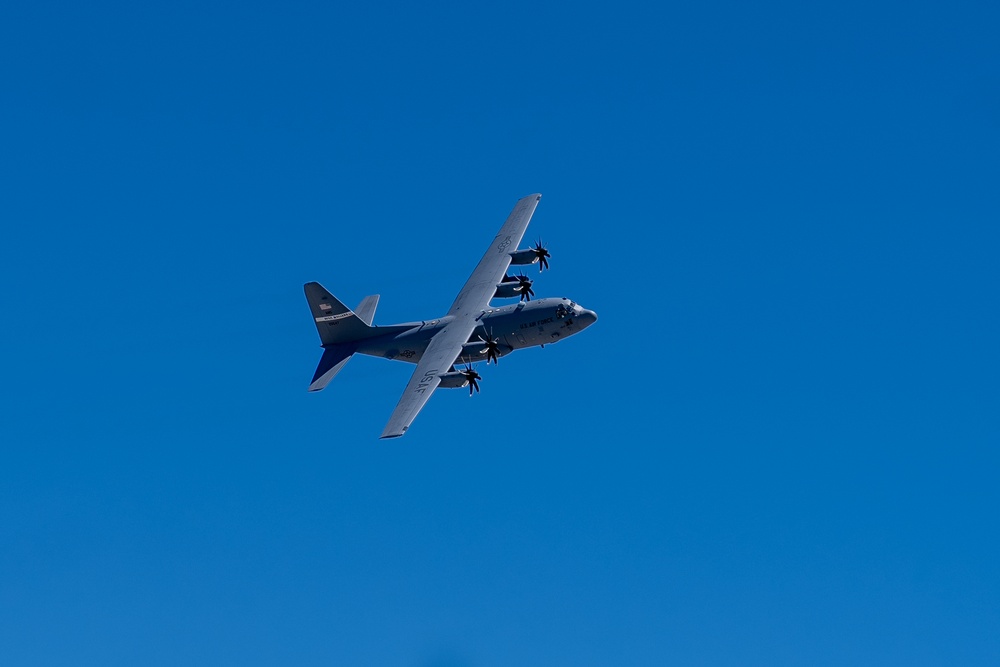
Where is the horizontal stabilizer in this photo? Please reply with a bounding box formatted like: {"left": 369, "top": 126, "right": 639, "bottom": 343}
{"left": 308, "top": 343, "right": 357, "bottom": 392}
{"left": 355, "top": 295, "right": 379, "bottom": 326}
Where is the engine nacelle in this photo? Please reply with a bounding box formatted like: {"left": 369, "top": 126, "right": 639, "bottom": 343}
{"left": 438, "top": 371, "right": 471, "bottom": 389}
{"left": 509, "top": 248, "right": 540, "bottom": 266}
{"left": 459, "top": 339, "right": 509, "bottom": 361}
{"left": 460, "top": 340, "right": 483, "bottom": 357}
{"left": 493, "top": 279, "right": 522, "bottom": 299}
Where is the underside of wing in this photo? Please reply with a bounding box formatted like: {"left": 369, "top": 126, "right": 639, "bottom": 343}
{"left": 380, "top": 194, "right": 543, "bottom": 439}
{"left": 447, "top": 194, "right": 541, "bottom": 317}
{"left": 379, "top": 320, "right": 476, "bottom": 439}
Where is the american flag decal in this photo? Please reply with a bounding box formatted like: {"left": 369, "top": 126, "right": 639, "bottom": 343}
{"left": 319, "top": 302, "right": 332, "bottom": 311}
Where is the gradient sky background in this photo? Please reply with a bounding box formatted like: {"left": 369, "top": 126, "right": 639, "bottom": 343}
{"left": 2, "top": 1, "right": 999, "bottom": 665}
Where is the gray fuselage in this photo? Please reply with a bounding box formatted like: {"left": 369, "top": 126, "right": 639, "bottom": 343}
{"left": 355, "top": 297, "right": 597, "bottom": 366}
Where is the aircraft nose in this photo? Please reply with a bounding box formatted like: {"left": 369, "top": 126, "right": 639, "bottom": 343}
{"left": 579, "top": 308, "right": 598, "bottom": 328}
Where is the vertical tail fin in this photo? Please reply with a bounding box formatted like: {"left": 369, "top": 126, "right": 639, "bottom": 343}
{"left": 304, "top": 282, "right": 376, "bottom": 346}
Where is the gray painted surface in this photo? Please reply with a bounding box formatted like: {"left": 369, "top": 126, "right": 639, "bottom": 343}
{"left": 304, "top": 194, "right": 597, "bottom": 438}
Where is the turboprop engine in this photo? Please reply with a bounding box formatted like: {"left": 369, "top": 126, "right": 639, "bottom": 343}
{"left": 438, "top": 366, "right": 481, "bottom": 395}
{"left": 460, "top": 331, "right": 504, "bottom": 364}
{"left": 493, "top": 274, "right": 534, "bottom": 301}
{"left": 509, "top": 240, "right": 551, "bottom": 271}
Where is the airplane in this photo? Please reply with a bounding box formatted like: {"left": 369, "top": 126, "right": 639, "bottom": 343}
{"left": 303, "top": 193, "right": 598, "bottom": 438}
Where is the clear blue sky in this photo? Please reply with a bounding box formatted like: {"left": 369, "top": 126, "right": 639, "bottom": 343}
{"left": 2, "top": 1, "right": 998, "bottom": 665}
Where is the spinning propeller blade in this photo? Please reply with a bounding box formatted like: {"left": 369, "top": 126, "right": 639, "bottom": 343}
{"left": 533, "top": 239, "right": 551, "bottom": 272}
{"left": 461, "top": 364, "right": 481, "bottom": 396}
{"left": 516, "top": 274, "right": 534, "bottom": 302}
{"left": 477, "top": 330, "right": 501, "bottom": 365}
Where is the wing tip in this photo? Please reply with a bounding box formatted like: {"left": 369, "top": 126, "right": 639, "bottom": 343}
{"left": 379, "top": 425, "right": 409, "bottom": 440}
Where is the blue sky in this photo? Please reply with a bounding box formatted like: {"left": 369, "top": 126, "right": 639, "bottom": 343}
{"left": 2, "top": 1, "right": 998, "bottom": 665}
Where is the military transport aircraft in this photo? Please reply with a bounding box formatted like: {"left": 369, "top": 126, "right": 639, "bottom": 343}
{"left": 304, "top": 193, "right": 597, "bottom": 438}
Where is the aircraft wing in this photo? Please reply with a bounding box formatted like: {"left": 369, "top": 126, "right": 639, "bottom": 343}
{"left": 379, "top": 320, "right": 475, "bottom": 439}
{"left": 380, "top": 194, "right": 542, "bottom": 438}
{"left": 447, "top": 193, "right": 542, "bottom": 317}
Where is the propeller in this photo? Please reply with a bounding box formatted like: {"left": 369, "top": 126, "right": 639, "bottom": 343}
{"left": 516, "top": 274, "right": 534, "bottom": 302}
{"left": 460, "top": 364, "right": 481, "bottom": 396}
{"left": 533, "top": 239, "right": 551, "bottom": 272}
{"left": 478, "top": 330, "right": 502, "bottom": 365}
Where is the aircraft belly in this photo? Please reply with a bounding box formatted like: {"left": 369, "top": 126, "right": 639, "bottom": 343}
{"left": 482, "top": 313, "right": 546, "bottom": 348}
{"left": 357, "top": 328, "right": 435, "bottom": 364}
{"left": 354, "top": 305, "right": 573, "bottom": 367}
{"left": 483, "top": 309, "right": 572, "bottom": 349}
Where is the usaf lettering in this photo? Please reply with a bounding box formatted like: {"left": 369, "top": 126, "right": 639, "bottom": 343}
{"left": 414, "top": 369, "right": 438, "bottom": 395}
